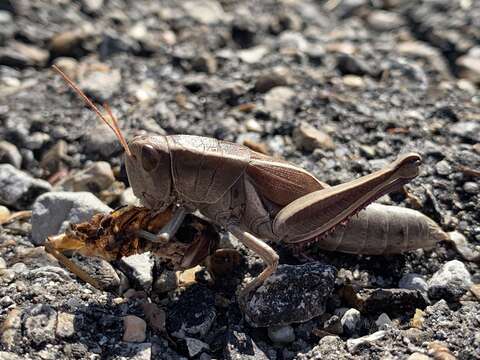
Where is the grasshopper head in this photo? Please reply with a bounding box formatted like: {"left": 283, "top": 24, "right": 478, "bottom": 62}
{"left": 52, "top": 65, "right": 174, "bottom": 211}
{"left": 125, "top": 135, "right": 173, "bottom": 210}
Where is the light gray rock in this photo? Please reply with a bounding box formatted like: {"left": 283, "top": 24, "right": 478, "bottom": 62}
{"left": 346, "top": 330, "right": 386, "bottom": 353}
{"left": 435, "top": 160, "right": 452, "bottom": 176}
{"left": 31, "top": 191, "right": 112, "bottom": 245}
{"left": 267, "top": 325, "right": 295, "bottom": 344}
{"left": 79, "top": 68, "right": 121, "bottom": 103}
{"left": 398, "top": 273, "right": 428, "bottom": 293}
{"left": 340, "top": 308, "right": 361, "bottom": 335}
{"left": 55, "top": 161, "right": 115, "bottom": 193}
{"left": 375, "top": 313, "right": 393, "bottom": 330}
{"left": 0, "top": 164, "right": 51, "bottom": 209}
{"left": 447, "top": 231, "right": 480, "bottom": 262}
{"left": 428, "top": 260, "right": 473, "bottom": 301}
{"left": 463, "top": 182, "right": 479, "bottom": 194}
{"left": 182, "top": 0, "right": 226, "bottom": 24}
{"left": 449, "top": 121, "right": 480, "bottom": 142}
{"left": 264, "top": 86, "right": 295, "bottom": 119}
{"left": 83, "top": 125, "right": 122, "bottom": 158}
{"left": 185, "top": 337, "right": 209, "bottom": 357}
{"left": 119, "top": 253, "right": 154, "bottom": 292}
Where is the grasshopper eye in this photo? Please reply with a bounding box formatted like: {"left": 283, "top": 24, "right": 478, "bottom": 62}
{"left": 141, "top": 145, "right": 158, "bottom": 171}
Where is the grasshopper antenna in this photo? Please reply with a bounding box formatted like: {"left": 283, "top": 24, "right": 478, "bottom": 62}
{"left": 52, "top": 64, "right": 132, "bottom": 157}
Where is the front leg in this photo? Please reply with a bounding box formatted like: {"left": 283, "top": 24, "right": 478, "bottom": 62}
{"left": 273, "top": 153, "right": 422, "bottom": 244}
{"left": 228, "top": 225, "right": 279, "bottom": 301}
{"left": 138, "top": 206, "right": 187, "bottom": 243}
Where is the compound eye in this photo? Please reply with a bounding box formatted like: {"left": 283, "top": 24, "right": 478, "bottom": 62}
{"left": 141, "top": 145, "right": 158, "bottom": 172}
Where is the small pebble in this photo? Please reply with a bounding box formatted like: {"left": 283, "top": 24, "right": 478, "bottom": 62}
{"left": 435, "top": 160, "right": 452, "bottom": 176}
{"left": 55, "top": 312, "right": 75, "bottom": 339}
{"left": 267, "top": 325, "right": 295, "bottom": 344}
{"left": 463, "top": 181, "right": 479, "bottom": 194}
{"left": 346, "top": 330, "right": 386, "bottom": 353}
{"left": 123, "top": 315, "right": 147, "bottom": 342}
{"left": 428, "top": 260, "right": 473, "bottom": 301}
{"left": 340, "top": 308, "right": 361, "bottom": 335}
{"left": 0, "top": 206, "right": 10, "bottom": 224}
{"left": 185, "top": 337, "right": 209, "bottom": 357}
{"left": 470, "top": 284, "right": 480, "bottom": 300}
{"left": 447, "top": 231, "right": 480, "bottom": 262}
{"left": 293, "top": 121, "right": 335, "bottom": 152}
{"left": 399, "top": 273, "right": 428, "bottom": 293}
{"left": 375, "top": 313, "right": 392, "bottom": 330}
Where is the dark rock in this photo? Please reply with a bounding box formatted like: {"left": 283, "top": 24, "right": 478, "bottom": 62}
{"left": 427, "top": 260, "right": 473, "bottom": 301}
{"left": 254, "top": 70, "right": 288, "bottom": 93}
{"left": 224, "top": 329, "right": 269, "bottom": 360}
{"left": 323, "top": 314, "right": 343, "bottom": 335}
{"left": 243, "top": 262, "right": 337, "bottom": 327}
{"left": 344, "top": 287, "right": 428, "bottom": 316}
{"left": 231, "top": 20, "right": 257, "bottom": 49}
{"left": 166, "top": 284, "right": 216, "bottom": 338}
{"left": 191, "top": 52, "right": 217, "bottom": 74}
{"left": 336, "top": 54, "right": 377, "bottom": 77}
{"left": 72, "top": 254, "right": 121, "bottom": 292}
{"left": 0, "top": 164, "right": 51, "bottom": 209}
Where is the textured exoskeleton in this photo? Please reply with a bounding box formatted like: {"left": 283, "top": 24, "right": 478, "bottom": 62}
{"left": 53, "top": 65, "right": 448, "bottom": 300}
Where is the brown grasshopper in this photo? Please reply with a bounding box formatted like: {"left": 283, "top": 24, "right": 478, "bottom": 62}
{"left": 52, "top": 65, "right": 447, "bottom": 300}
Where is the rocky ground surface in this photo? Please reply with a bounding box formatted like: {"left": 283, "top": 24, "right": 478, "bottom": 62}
{"left": 0, "top": 0, "right": 480, "bottom": 359}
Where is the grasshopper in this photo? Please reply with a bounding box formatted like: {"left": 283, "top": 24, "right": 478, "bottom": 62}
{"left": 52, "top": 65, "right": 447, "bottom": 300}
